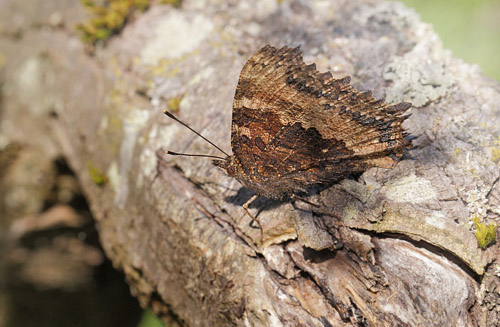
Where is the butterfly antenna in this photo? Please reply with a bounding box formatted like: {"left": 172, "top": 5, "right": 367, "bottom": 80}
{"left": 163, "top": 110, "right": 230, "bottom": 157}
{"left": 164, "top": 150, "right": 226, "bottom": 160}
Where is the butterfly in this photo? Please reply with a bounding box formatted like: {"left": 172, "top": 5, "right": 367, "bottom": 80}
{"left": 165, "top": 45, "right": 411, "bottom": 230}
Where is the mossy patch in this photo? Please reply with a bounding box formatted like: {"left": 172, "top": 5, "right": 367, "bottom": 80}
{"left": 472, "top": 216, "right": 497, "bottom": 249}
{"left": 87, "top": 162, "right": 108, "bottom": 186}
{"left": 159, "top": 0, "right": 182, "bottom": 8}
{"left": 491, "top": 136, "right": 500, "bottom": 164}
{"left": 76, "top": 0, "right": 151, "bottom": 47}
{"left": 167, "top": 95, "right": 183, "bottom": 113}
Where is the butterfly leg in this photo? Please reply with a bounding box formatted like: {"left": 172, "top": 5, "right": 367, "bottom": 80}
{"left": 291, "top": 194, "right": 342, "bottom": 221}
{"left": 290, "top": 194, "right": 320, "bottom": 208}
{"left": 242, "top": 194, "right": 264, "bottom": 240}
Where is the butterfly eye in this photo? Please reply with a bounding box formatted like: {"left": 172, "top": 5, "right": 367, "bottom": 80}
{"left": 226, "top": 165, "right": 236, "bottom": 176}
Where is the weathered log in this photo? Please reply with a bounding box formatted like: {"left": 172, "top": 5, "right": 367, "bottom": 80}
{"left": 1, "top": 0, "right": 499, "bottom": 326}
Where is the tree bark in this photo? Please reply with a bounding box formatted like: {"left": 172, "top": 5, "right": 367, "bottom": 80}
{"left": 1, "top": 0, "right": 499, "bottom": 326}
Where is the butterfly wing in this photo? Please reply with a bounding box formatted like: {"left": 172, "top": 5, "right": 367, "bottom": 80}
{"left": 230, "top": 45, "right": 410, "bottom": 199}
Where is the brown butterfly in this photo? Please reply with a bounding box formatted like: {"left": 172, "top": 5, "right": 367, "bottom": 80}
{"left": 165, "top": 45, "right": 411, "bottom": 229}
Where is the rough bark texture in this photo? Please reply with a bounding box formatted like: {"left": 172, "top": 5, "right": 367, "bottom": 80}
{"left": 1, "top": 0, "right": 500, "bottom": 326}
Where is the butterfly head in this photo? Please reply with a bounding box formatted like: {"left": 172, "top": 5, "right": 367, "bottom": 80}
{"left": 212, "top": 156, "right": 240, "bottom": 178}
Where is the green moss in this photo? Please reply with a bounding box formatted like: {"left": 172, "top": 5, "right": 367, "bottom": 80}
{"left": 491, "top": 137, "right": 500, "bottom": 163}
{"left": 159, "top": 0, "right": 182, "bottom": 8}
{"left": 87, "top": 162, "right": 108, "bottom": 186}
{"left": 491, "top": 147, "right": 500, "bottom": 163}
{"left": 167, "top": 95, "right": 183, "bottom": 113}
{"left": 473, "top": 216, "right": 497, "bottom": 249}
{"left": 76, "top": 0, "right": 151, "bottom": 46}
{"left": 76, "top": 0, "right": 183, "bottom": 46}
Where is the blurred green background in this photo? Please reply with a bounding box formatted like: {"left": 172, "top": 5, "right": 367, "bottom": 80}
{"left": 401, "top": 0, "right": 500, "bottom": 81}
